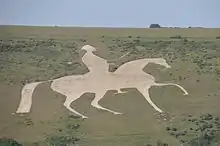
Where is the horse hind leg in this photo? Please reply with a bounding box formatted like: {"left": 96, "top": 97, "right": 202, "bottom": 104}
{"left": 137, "top": 87, "right": 163, "bottom": 113}
{"left": 153, "top": 83, "right": 188, "bottom": 95}
{"left": 64, "top": 95, "right": 88, "bottom": 119}
{"left": 91, "top": 91, "right": 123, "bottom": 115}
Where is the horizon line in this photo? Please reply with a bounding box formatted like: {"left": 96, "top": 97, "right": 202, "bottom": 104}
{"left": 0, "top": 24, "right": 220, "bottom": 29}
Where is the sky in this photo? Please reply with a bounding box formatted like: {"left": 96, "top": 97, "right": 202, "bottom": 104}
{"left": 0, "top": 0, "right": 220, "bottom": 28}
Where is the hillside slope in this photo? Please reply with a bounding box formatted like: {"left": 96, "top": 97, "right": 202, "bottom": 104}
{"left": 0, "top": 26, "right": 220, "bottom": 146}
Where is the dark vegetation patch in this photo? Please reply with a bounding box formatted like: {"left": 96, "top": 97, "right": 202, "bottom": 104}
{"left": 46, "top": 135, "right": 80, "bottom": 146}
{"left": 0, "top": 38, "right": 87, "bottom": 84}
{"left": 165, "top": 114, "right": 220, "bottom": 145}
{"left": 0, "top": 138, "right": 22, "bottom": 146}
{"left": 44, "top": 117, "right": 82, "bottom": 146}
{"left": 107, "top": 37, "right": 220, "bottom": 78}
{"left": 169, "top": 35, "right": 184, "bottom": 39}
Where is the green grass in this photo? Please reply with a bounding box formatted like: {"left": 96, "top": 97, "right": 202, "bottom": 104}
{"left": 0, "top": 26, "right": 220, "bottom": 146}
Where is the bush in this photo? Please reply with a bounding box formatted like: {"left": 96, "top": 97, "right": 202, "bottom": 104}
{"left": 183, "top": 38, "right": 188, "bottom": 42}
{"left": 201, "top": 114, "right": 213, "bottom": 121}
{"left": 172, "top": 128, "right": 177, "bottom": 131}
{"left": 186, "top": 134, "right": 213, "bottom": 146}
{"left": 80, "top": 39, "right": 86, "bottom": 42}
{"left": 157, "top": 140, "right": 168, "bottom": 146}
{"left": 0, "top": 138, "right": 22, "bottom": 146}
{"left": 46, "top": 136, "right": 79, "bottom": 146}
{"left": 66, "top": 124, "right": 80, "bottom": 130}
{"left": 149, "top": 24, "right": 161, "bottom": 28}
{"left": 216, "top": 36, "right": 220, "bottom": 39}
{"left": 169, "top": 35, "right": 182, "bottom": 39}
{"left": 166, "top": 127, "right": 171, "bottom": 131}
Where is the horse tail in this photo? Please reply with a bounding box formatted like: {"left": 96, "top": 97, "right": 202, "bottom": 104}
{"left": 16, "top": 80, "right": 52, "bottom": 114}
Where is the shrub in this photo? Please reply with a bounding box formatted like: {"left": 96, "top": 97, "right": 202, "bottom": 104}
{"left": 214, "top": 117, "right": 219, "bottom": 121}
{"left": 216, "top": 36, "right": 220, "bottom": 39}
{"left": 0, "top": 138, "right": 22, "bottom": 146}
{"left": 166, "top": 127, "right": 171, "bottom": 131}
{"left": 134, "top": 39, "right": 140, "bottom": 44}
{"left": 176, "top": 131, "right": 187, "bottom": 137}
{"left": 46, "top": 136, "right": 79, "bottom": 145}
{"left": 169, "top": 35, "right": 182, "bottom": 39}
{"left": 183, "top": 38, "right": 188, "bottom": 42}
{"left": 156, "top": 140, "right": 168, "bottom": 146}
{"left": 201, "top": 114, "right": 213, "bottom": 121}
{"left": 68, "top": 115, "right": 81, "bottom": 119}
{"left": 187, "top": 133, "right": 214, "bottom": 146}
{"left": 66, "top": 124, "right": 80, "bottom": 130}
{"left": 80, "top": 39, "right": 86, "bottom": 42}
{"left": 149, "top": 24, "right": 161, "bottom": 28}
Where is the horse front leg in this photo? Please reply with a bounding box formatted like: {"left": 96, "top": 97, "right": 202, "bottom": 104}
{"left": 137, "top": 87, "right": 163, "bottom": 113}
{"left": 64, "top": 94, "right": 88, "bottom": 119}
{"left": 153, "top": 83, "right": 188, "bottom": 95}
{"left": 91, "top": 91, "right": 123, "bottom": 115}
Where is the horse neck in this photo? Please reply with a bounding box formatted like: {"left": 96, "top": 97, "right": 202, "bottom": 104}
{"left": 82, "top": 51, "right": 92, "bottom": 63}
{"left": 83, "top": 50, "right": 94, "bottom": 58}
{"left": 147, "top": 58, "right": 158, "bottom": 62}
{"left": 82, "top": 50, "right": 102, "bottom": 66}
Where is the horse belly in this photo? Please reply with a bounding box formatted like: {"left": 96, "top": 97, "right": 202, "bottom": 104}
{"left": 51, "top": 75, "right": 85, "bottom": 95}
{"left": 120, "top": 74, "right": 155, "bottom": 88}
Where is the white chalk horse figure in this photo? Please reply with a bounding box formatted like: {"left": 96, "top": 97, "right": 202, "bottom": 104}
{"left": 16, "top": 45, "right": 188, "bottom": 119}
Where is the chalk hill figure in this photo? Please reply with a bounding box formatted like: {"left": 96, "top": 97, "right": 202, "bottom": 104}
{"left": 16, "top": 45, "right": 188, "bottom": 119}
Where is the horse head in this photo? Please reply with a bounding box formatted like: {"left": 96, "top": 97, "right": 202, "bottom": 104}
{"left": 150, "top": 58, "right": 171, "bottom": 68}
{"left": 81, "top": 45, "right": 97, "bottom": 52}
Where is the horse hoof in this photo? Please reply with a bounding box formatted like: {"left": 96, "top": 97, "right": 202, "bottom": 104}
{"left": 114, "top": 112, "right": 123, "bottom": 115}
{"left": 82, "top": 116, "right": 88, "bottom": 119}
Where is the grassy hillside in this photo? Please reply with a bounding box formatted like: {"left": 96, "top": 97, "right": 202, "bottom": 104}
{"left": 0, "top": 26, "right": 220, "bottom": 146}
